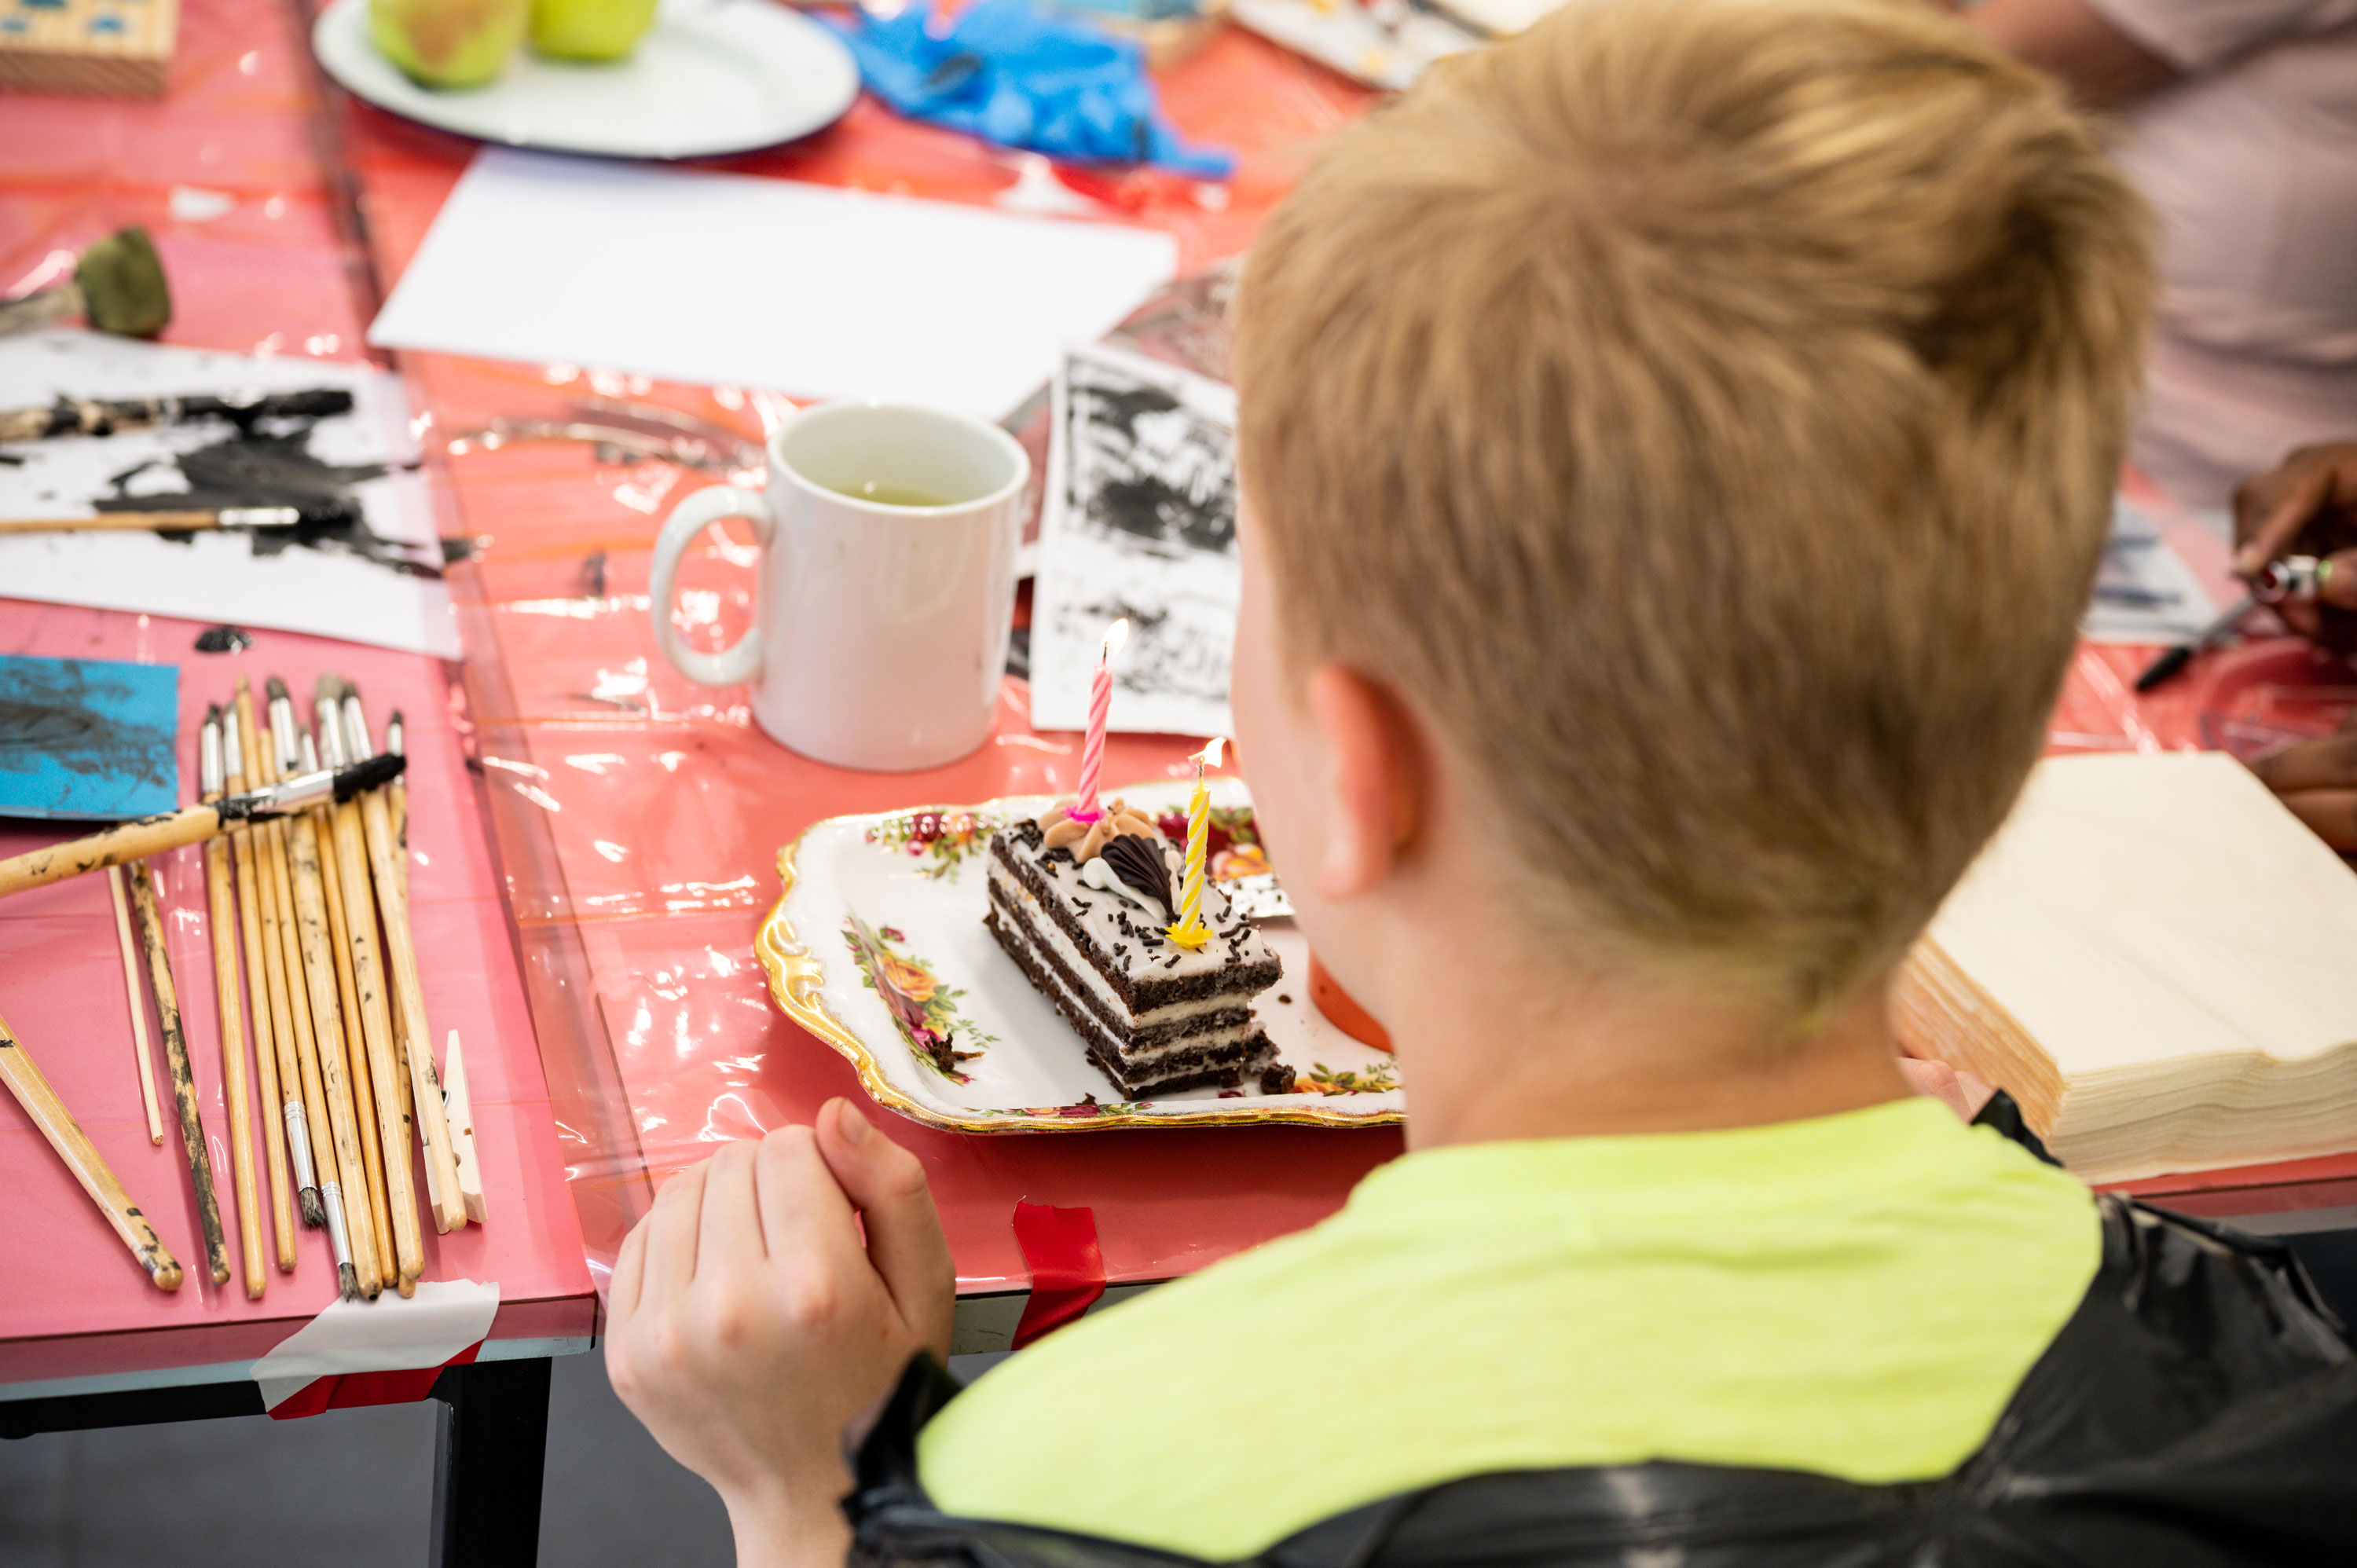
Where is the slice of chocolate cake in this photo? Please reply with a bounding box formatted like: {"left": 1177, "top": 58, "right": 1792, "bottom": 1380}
{"left": 986, "top": 800, "right": 1283, "bottom": 1098}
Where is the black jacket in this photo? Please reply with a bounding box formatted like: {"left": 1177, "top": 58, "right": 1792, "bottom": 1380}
{"left": 846, "top": 1111, "right": 2357, "bottom": 1566}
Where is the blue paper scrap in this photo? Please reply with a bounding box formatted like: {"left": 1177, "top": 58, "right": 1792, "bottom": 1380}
{"left": 834, "top": 0, "right": 1234, "bottom": 178}
{"left": 0, "top": 654, "right": 179, "bottom": 822}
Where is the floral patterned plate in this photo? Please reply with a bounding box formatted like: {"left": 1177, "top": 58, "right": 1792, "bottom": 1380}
{"left": 757, "top": 779, "right": 1406, "bottom": 1133}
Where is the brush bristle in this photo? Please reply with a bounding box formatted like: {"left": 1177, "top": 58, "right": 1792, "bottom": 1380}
{"left": 299, "top": 1188, "right": 324, "bottom": 1227}
{"left": 337, "top": 1262, "right": 357, "bottom": 1300}
{"left": 266, "top": 675, "right": 289, "bottom": 702}
{"left": 204, "top": 702, "right": 222, "bottom": 724}
{"left": 313, "top": 672, "right": 344, "bottom": 707}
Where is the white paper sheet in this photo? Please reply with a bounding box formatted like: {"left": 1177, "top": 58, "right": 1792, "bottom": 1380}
{"left": 368, "top": 148, "right": 1180, "bottom": 423}
{"left": 249, "top": 1278, "right": 501, "bottom": 1412}
{"left": 1031, "top": 344, "right": 1238, "bottom": 737}
{"left": 0, "top": 331, "right": 460, "bottom": 658}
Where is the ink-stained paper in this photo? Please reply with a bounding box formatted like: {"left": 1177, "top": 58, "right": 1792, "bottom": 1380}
{"left": 0, "top": 653, "right": 178, "bottom": 820}
{"left": 1030, "top": 343, "right": 1238, "bottom": 738}
{"left": 0, "top": 331, "right": 459, "bottom": 658}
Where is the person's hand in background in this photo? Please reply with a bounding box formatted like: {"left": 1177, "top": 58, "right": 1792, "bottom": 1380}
{"left": 2251, "top": 709, "right": 2357, "bottom": 855}
{"left": 605, "top": 1099, "right": 955, "bottom": 1568}
{"left": 1897, "top": 1052, "right": 1997, "bottom": 1123}
{"left": 2234, "top": 443, "right": 2357, "bottom": 653}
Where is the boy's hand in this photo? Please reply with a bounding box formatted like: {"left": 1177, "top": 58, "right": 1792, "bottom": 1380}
{"left": 2250, "top": 709, "right": 2357, "bottom": 853}
{"left": 606, "top": 1098, "right": 955, "bottom": 1566}
{"left": 2234, "top": 443, "right": 2357, "bottom": 651}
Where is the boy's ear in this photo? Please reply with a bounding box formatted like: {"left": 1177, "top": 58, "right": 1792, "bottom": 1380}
{"left": 1306, "top": 664, "right": 1424, "bottom": 902}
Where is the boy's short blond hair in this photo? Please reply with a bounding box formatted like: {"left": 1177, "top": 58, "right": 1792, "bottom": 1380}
{"left": 1235, "top": 0, "right": 2152, "bottom": 1011}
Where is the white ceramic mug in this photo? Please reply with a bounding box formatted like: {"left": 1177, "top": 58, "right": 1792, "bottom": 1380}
{"left": 649, "top": 401, "right": 1029, "bottom": 771}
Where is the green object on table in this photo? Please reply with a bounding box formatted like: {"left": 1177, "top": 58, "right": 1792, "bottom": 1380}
{"left": 368, "top": 0, "right": 530, "bottom": 88}
{"left": 75, "top": 227, "right": 171, "bottom": 338}
{"left": 530, "top": 0, "right": 658, "bottom": 61}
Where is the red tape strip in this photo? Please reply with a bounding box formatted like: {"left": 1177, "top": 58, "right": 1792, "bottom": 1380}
{"left": 1010, "top": 1200, "right": 1105, "bottom": 1350}
{"left": 266, "top": 1339, "right": 484, "bottom": 1421}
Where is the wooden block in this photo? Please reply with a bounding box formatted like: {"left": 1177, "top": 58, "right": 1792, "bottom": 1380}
{"left": 442, "top": 1028, "right": 486, "bottom": 1225}
{"left": 0, "top": 0, "right": 178, "bottom": 101}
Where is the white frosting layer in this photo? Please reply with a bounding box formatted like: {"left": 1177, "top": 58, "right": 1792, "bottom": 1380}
{"left": 989, "top": 862, "right": 1252, "bottom": 1031}
{"left": 993, "top": 894, "right": 1268, "bottom": 1068}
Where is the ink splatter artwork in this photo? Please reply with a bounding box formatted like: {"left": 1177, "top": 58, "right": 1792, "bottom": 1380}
{"left": 0, "top": 330, "right": 460, "bottom": 657}
{"left": 0, "top": 653, "right": 178, "bottom": 821}
{"left": 1031, "top": 343, "right": 1241, "bottom": 737}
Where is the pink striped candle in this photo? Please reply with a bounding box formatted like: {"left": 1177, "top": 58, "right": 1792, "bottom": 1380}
{"left": 1071, "top": 618, "right": 1128, "bottom": 822}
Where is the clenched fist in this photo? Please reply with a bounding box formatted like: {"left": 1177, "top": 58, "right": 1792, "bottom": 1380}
{"left": 606, "top": 1098, "right": 955, "bottom": 1568}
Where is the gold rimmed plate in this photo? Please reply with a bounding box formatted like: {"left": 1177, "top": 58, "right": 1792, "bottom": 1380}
{"left": 757, "top": 780, "right": 1406, "bottom": 1133}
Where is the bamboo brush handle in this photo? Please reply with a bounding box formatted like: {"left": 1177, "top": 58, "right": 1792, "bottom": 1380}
{"left": 204, "top": 828, "right": 267, "bottom": 1300}
{"left": 361, "top": 789, "right": 464, "bottom": 1233}
{"left": 321, "top": 800, "right": 416, "bottom": 1288}
{"left": 128, "top": 862, "right": 230, "bottom": 1288}
{"left": 106, "top": 864, "right": 164, "bottom": 1145}
{"left": 0, "top": 1006, "right": 182, "bottom": 1291}
{"left": 236, "top": 685, "right": 317, "bottom": 1229}
{"left": 0, "top": 513, "right": 230, "bottom": 534}
{"left": 0, "top": 807, "right": 222, "bottom": 899}
{"left": 229, "top": 813, "right": 296, "bottom": 1272}
{"left": 287, "top": 812, "right": 383, "bottom": 1295}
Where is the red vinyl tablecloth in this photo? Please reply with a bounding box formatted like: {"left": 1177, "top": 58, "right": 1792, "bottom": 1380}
{"left": 4, "top": 0, "right": 2353, "bottom": 1349}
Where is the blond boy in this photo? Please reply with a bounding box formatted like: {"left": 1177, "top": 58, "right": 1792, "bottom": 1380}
{"left": 602, "top": 2, "right": 2348, "bottom": 1562}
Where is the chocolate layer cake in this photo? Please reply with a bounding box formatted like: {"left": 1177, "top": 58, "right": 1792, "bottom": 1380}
{"left": 986, "top": 802, "right": 1283, "bottom": 1098}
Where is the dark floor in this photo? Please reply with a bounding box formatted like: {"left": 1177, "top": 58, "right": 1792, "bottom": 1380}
{"left": 0, "top": 1348, "right": 1014, "bottom": 1568}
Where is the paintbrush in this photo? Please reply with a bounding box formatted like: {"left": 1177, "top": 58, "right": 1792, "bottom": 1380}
{"left": 126, "top": 859, "right": 231, "bottom": 1287}
{"left": 0, "top": 389, "right": 354, "bottom": 444}
{"left": 200, "top": 709, "right": 268, "bottom": 1299}
{"left": 0, "top": 500, "right": 361, "bottom": 536}
{"left": 222, "top": 702, "right": 298, "bottom": 1270}
{"left": 0, "top": 753, "right": 405, "bottom": 899}
{"left": 275, "top": 683, "right": 376, "bottom": 1299}
{"left": 0, "top": 227, "right": 170, "bottom": 341}
{"left": 340, "top": 680, "right": 465, "bottom": 1233}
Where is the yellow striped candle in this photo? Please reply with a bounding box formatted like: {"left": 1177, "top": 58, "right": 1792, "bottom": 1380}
{"left": 1165, "top": 737, "right": 1226, "bottom": 951}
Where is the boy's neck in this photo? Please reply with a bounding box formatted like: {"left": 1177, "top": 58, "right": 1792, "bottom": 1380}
{"left": 1373, "top": 899, "right": 1915, "bottom": 1153}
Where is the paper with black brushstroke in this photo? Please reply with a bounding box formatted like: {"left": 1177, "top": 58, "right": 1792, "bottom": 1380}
{"left": 1032, "top": 343, "right": 1238, "bottom": 737}
{"left": 0, "top": 330, "right": 458, "bottom": 658}
{"left": 0, "top": 653, "right": 178, "bottom": 820}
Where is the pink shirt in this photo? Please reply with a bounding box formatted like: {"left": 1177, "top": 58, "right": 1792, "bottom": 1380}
{"left": 2087, "top": 0, "right": 2357, "bottom": 505}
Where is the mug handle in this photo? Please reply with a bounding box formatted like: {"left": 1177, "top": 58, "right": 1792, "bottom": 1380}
{"left": 650, "top": 484, "right": 775, "bottom": 687}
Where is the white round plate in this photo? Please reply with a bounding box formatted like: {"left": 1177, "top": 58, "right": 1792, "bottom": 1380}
{"left": 759, "top": 779, "right": 1407, "bottom": 1134}
{"left": 313, "top": 0, "right": 863, "bottom": 160}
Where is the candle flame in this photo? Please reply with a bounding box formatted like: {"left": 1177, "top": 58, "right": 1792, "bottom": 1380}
{"left": 1196, "top": 736, "right": 1226, "bottom": 770}
{"left": 1102, "top": 617, "right": 1131, "bottom": 661}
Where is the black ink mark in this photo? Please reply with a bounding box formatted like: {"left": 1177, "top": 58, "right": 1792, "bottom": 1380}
{"left": 192, "top": 625, "right": 254, "bottom": 654}
{"left": 94, "top": 426, "right": 440, "bottom": 580}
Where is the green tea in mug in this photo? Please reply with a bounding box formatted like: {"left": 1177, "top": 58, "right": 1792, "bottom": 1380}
{"left": 830, "top": 478, "right": 959, "bottom": 507}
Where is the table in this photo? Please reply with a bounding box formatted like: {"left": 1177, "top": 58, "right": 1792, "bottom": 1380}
{"left": 5, "top": 2, "right": 2357, "bottom": 1560}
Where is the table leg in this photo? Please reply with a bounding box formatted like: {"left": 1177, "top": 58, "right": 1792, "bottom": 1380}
{"left": 429, "top": 1357, "right": 550, "bottom": 1568}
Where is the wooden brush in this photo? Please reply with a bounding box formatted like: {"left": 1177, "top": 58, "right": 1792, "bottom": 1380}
{"left": 104, "top": 864, "right": 163, "bottom": 1145}
{"left": 200, "top": 709, "right": 266, "bottom": 1299}
{"left": 340, "top": 683, "right": 464, "bottom": 1233}
{"left": 317, "top": 683, "right": 422, "bottom": 1288}
{"left": 0, "top": 500, "right": 361, "bottom": 536}
{"left": 0, "top": 753, "right": 403, "bottom": 898}
{"left": 126, "top": 859, "right": 229, "bottom": 1287}
{"left": 223, "top": 699, "right": 296, "bottom": 1272}
{"left": 274, "top": 683, "right": 379, "bottom": 1299}
{"left": 236, "top": 681, "right": 324, "bottom": 1236}
{"left": 0, "top": 1006, "right": 181, "bottom": 1290}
